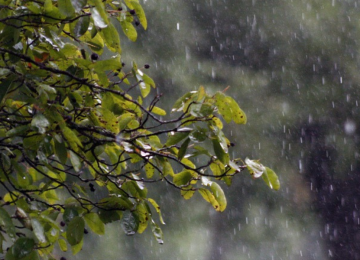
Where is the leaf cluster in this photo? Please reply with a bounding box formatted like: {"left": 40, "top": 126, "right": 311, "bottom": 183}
{"left": 0, "top": 0, "right": 279, "bottom": 259}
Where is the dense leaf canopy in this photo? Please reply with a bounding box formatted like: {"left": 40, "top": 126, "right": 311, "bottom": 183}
{"left": 0, "top": 1, "right": 279, "bottom": 259}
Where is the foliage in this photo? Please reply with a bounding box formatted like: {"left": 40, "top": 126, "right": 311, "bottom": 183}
{"left": 0, "top": 0, "right": 279, "bottom": 259}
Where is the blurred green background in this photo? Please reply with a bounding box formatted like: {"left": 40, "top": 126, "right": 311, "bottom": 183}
{"left": 67, "top": 0, "right": 360, "bottom": 259}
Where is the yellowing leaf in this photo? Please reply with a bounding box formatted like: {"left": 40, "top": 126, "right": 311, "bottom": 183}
{"left": 210, "top": 182, "right": 227, "bottom": 212}
{"left": 151, "top": 106, "right": 166, "bottom": 116}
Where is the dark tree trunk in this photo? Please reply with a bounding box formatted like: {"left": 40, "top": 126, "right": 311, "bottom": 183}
{"left": 302, "top": 123, "right": 360, "bottom": 260}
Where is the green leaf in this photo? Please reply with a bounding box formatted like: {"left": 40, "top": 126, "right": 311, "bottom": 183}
{"left": 178, "top": 137, "right": 190, "bottom": 160}
{"left": 173, "top": 170, "right": 193, "bottom": 186}
{"left": 212, "top": 138, "right": 229, "bottom": 164}
{"left": 81, "top": 31, "right": 104, "bottom": 53}
{"left": 83, "top": 213, "right": 105, "bottom": 235}
{"left": 172, "top": 92, "right": 194, "bottom": 112}
{"left": 23, "top": 135, "right": 44, "bottom": 151}
{"left": 165, "top": 128, "right": 192, "bottom": 146}
{"left": 121, "top": 210, "right": 138, "bottom": 235}
{"left": 210, "top": 160, "right": 225, "bottom": 177}
{"left": 58, "top": 238, "right": 68, "bottom": 252}
{"left": 94, "top": 55, "right": 122, "bottom": 71}
{"left": 66, "top": 216, "right": 85, "bottom": 246}
{"left": 98, "top": 209, "right": 121, "bottom": 224}
{"left": 62, "top": 127, "right": 83, "bottom": 151}
{"left": 162, "top": 160, "right": 175, "bottom": 177}
{"left": 262, "top": 167, "right": 280, "bottom": 190}
{"left": 54, "top": 137, "right": 68, "bottom": 165}
{"left": 11, "top": 238, "right": 34, "bottom": 259}
{"left": 118, "top": 112, "right": 136, "bottom": 130}
{"left": 73, "top": 15, "right": 90, "bottom": 37}
{"left": 31, "top": 218, "right": 46, "bottom": 243}
{"left": 69, "top": 150, "right": 81, "bottom": 172}
{"left": 101, "top": 22, "right": 121, "bottom": 53}
{"left": 91, "top": 2, "right": 108, "bottom": 28}
{"left": 181, "top": 185, "right": 195, "bottom": 199}
{"left": 5, "top": 247, "right": 40, "bottom": 260}
{"left": 0, "top": 207, "right": 16, "bottom": 240}
{"left": 142, "top": 73, "right": 155, "bottom": 88}
{"left": 58, "top": 0, "right": 75, "bottom": 18}
{"left": 0, "top": 74, "right": 15, "bottom": 105}
{"left": 120, "top": 20, "right": 137, "bottom": 41}
{"left": 131, "top": 1, "right": 147, "bottom": 29}
{"left": 6, "top": 125, "right": 30, "bottom": 137}
{"left": 63, "top": 207, "right": 79, "bottom": 224}
{"left": 71, "top": 238, "right": 83, "bottom": 255}
{"left": 71, "top": 0, "right": 87, "bottom": 12}
{"left": 198, "top": 188, "right": 221, "bottom": 212}
{"left": 122, "top": 180, "right": 147, "bottom": 199}
{"left": 151, "top": 106, "right": 166, "bottom": 116}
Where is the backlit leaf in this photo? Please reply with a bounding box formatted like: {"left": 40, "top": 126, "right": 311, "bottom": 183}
{"left": 84, "top": 213, "right": 105, "bottom": 235}
{"left": 262, "top": 167, "right": 280, "bottom": 190}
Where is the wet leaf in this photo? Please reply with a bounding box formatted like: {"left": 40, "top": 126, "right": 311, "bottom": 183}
{"left": 71, "top": 0, "right": 87, "bottom": 12}
{"left": 245, "top": 158, "right": 266, "bottom": 178}
{"left": 31, "top": 218, "right": 46, "bottom": 243}
{"left": 31, "top": 113, "right": 49, "bottom": 134}
{"left": 121, "top": 210, "right": 138, "bottom": 235}
{"left": 150, "top": 219, "right": 163, "bottom": 244}
{"left": 91, "top": 1, "right": 108, "bottom": 28}
{"left": 73, "top": 15, "right": 90, "bottom": 37}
